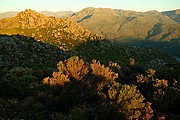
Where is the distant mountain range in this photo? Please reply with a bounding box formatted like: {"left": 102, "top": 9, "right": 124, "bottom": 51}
{"left": 70, "top": 7, "right": 180, "bottom": 41}
{"left": 1, "top": 8, "right": 179, "bottom": 41}
{"left": 0, "top": 11, "right": 74, "bottom": 19}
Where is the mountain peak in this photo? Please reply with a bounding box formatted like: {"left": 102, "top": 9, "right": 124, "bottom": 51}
{"left": 17, "top": 9, "right": 44, "bottom": 18}
{"left": 17, "top": 9, "right": 38, "bottom": 15}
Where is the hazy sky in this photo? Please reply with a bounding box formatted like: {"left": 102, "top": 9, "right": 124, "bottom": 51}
{"left": 0, "top": 0, "right": 180, "bottom": 13}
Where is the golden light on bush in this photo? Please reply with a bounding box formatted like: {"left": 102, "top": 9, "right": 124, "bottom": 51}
{"left": 107, "top": 82, "right": 149, "bottom": 119}
{"left": 43, "top": 72, "right": 70, "bottom": 86}
{"left": 91, "top": 60, "right": 118, "bottom": 90}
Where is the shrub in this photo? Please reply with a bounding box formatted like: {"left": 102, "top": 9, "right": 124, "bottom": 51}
{"left": 1, "top": 67, "right": 36, "bottom": 99}
{"left": 91, "top": 60, "right": 118, "bottom": 90}
{"left": 58, "top": 56, "right": 89, "bottom": 80}
{"left": 43, "top": 72, "right": 70, "bottom": 86}
{"left": 107, "top": 82, "right": 153, "bottom": 119}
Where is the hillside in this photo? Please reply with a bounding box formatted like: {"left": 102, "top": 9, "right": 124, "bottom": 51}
{"left": 0, "top": 9, "right": 102, "bottom": 50}
{"left": 75, "top": 39, "right": 178, "bottom": 68}
{"left": 71, "top": 7, "right": 180, "bottom": 41}
{"left": 0, "top": 34, "right": 75, "bottom": 70}
{"left": 1, "top": 34, "right": 180, "bottom": 120}
{"left": 162, "top": 9, "right": 180, "bottom": 23}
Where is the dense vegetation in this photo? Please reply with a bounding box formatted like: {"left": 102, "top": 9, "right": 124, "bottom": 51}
{"left": 0, "top": 34, "right": 180, "bottom": 119}
{"left": 0, "top": 9, "right": 179, "bottom": 120}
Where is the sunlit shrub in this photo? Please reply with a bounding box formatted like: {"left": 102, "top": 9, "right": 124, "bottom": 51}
{"left": 153, "top": 79, "right": 180, "bottom": 113}
{"left": 91, "top": 60, "right": 118, "bottom": 90}
{"left": 107, "top": 82, "right": 153, "bottom": 119}
{"left": 43, "top": 72, "right": 70, "bottom": 86}
{"left": 137, "top": 68, "right": 156, "bottom": 83}
{"left": 153, "top": 79, "right": 168, "bottom": 88}
{"left": 57, "top": 56, "right": 89, "bottom": 80}
{"left": 140, "top": 102, "right": 154, "bottom": 120}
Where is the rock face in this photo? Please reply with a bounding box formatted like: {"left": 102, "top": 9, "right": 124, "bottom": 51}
{"left": 0, "top": 9, "right": 102, "bottom": 50}
{"left": 71, "top": 7, "right": 180, "bottom": 41}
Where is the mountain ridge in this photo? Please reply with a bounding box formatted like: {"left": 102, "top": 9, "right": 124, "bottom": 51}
{"left": 70, "top": 7, "right": 180, "bottom": 41}
{"left": 0, "top": 10, "right": 74, "bottom": 19}
{"left": 162, "top": 9, "right": 180, "bottom": 23}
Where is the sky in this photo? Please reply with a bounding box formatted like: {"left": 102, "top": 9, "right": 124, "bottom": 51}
{"left": 0, "top": 0, "right": 180, "bottom": 13}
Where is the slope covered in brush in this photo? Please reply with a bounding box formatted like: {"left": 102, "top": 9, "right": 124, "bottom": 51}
{"left": 75, "top": 39, "right": 178, "bottom": 69}
{"left": 0, "top": 34, "right": 75, "bottom": 70}
{"left": 0, "top": 9, "right": 102, "bottom": 50}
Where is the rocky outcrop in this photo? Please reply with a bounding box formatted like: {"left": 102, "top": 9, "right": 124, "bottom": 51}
{"left": 0, "top": 9, "right": 103, "bottom": 50}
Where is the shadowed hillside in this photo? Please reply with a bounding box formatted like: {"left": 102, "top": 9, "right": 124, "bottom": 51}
{"left": 75, "top": 39, "right": 178, "bottom": 68}
{"left": 71, "top": 7, "right": 180, "bottom": 41}
{"left": 0, "top": 34, "right": 75, "bottom": 70}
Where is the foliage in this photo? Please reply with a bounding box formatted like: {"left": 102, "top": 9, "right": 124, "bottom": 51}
{"left": 0, "top": 98, "right": 20, "bottom": 119}
{"left": 91, "top": 60, "right": 118, "bottom": 90}
{"left": 0, "top": 67, "right": 37, "bottom": 99}
{"left": 58, "top": 56, "right": 89, "bottom": 80}
{"left": 43, "top": 72, "right": 70, "bottom": 86}
{"left": 137, "top": 68, "right": 156, "bottom": 83}
{"left": 0, "top": 33, "right": 179, "bottom": 119}
{"left": 106, "top": 82, "right": 152, "bottom": 119}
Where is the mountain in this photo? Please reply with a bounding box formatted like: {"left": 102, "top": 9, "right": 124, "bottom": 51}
{"left": 70, "top": 7, "right": 180, "bottom": 41}
{"left": 0, "top": 9, "right": 102, "bottom": 50}
{"left": 0, "top": 11, "right": 18, "bottom": 19}
{"left": 162, "top": 9, "right": 180, "bottom": 23}
{"left": 0, "top": 11, "right": 73, "bottom": 19}
{"left": 39, "top": 11, "right": 74, "bottom": 18}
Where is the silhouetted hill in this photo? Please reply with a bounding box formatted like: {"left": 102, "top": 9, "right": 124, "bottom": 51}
{"left": 0, "top": 9, "right": 102, "bottom": 50}
{"left": 71, "top": 7, "right": 180, "bottom": 41}
{"left": 162, "top": 9, "right": 180, "bottom": 23}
